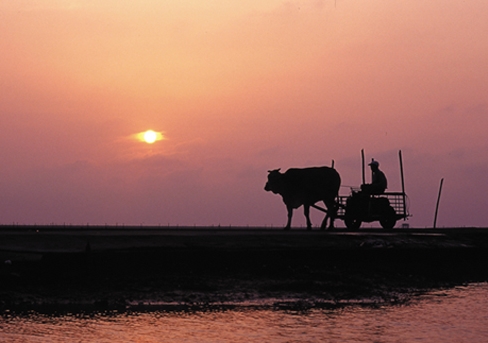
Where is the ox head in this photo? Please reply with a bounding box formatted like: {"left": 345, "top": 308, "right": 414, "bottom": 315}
{"left": 264, "top": 168, "right": 283, "bottom": 194}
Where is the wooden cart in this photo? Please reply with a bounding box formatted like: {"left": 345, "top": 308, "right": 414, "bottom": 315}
{"left": 336, "top": 150, "right": 410, "bottom": 230}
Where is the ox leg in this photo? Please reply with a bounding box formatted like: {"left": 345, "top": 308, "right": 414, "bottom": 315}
{"left": 304, "top": 205, "right": 312, "bottom": 230}
{"left": 285, "top": 205, "right": 293, "bottom": 230}
{"left": 319, "top": 200, "right": 329, "bottom": 230}
{"left": 320, "top": 211, "right": 329, "bottom": 231}
{"left": 322, "top": 199, "right": 337, "bottom": 230}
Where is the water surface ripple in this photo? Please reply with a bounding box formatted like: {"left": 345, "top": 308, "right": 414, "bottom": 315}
{"left": 1, "top": 283, "right": 487, "bottom": 342}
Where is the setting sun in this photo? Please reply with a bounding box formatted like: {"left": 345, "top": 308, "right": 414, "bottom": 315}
{"left": 144, "top": 130, "right": 157, "bottom": 144}
{"left": 136, "top": 130, "right": 164, "bottom": 144}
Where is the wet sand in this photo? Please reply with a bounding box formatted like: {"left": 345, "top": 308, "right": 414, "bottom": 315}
{"left": 1, "top": 226, "right": 488, "bottom": 312}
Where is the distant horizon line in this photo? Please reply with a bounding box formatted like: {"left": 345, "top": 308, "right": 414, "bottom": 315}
{"left": 0, "top": 223, "right": 485, "bottom": 231}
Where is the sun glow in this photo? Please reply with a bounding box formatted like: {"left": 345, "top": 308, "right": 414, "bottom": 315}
{"left": 136, "top": 130, "right": 164, "bottom": 144}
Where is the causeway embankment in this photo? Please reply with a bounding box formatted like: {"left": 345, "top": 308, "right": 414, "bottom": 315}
{"left": 1, "top": 226, "right": 488, "bottom": 311}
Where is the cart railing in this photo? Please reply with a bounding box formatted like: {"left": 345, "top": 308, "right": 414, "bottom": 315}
{"left": 380, "top": 192, "right": 408, "bottom": 218}
{"left": 336, "top": 196, "right": 348, "bottom": 217}
{"left": 336, "top": 191, "right": 408, "bottom": 219}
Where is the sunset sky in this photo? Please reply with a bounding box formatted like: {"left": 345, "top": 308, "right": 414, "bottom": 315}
{"left": 1, "top": 0, "right": 487, "bottom": 228}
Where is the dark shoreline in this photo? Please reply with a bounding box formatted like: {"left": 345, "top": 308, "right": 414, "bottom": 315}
{"left": 2, "top": 226, "right": 488, "bottom": 313}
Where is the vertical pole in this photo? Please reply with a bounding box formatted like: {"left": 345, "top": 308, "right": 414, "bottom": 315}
{"left": 433, "top": 178, "right": 444, "bottom": 229}
{"left": 399, "top": 150, "right": 407, "bottom": 218}
{"left": 331, "top": 159, "right": 335, "bottom": 169}
{"left": 361, "top": 149, "right": 365, "bottom": 185}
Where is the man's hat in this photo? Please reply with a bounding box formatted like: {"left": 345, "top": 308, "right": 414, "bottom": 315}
{"left": 368, "top": 159, "right": 379, "bottom": 167}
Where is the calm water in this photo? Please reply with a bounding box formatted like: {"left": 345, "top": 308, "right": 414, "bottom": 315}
{"left": 1, "top": 283, "right": 488, "bottom": 342}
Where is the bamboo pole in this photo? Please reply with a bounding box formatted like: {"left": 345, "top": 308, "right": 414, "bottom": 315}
{"left": 433, "top": 178, "right": 444, "bottom": 228}
{"left": 399, "top": 150, "right": 407, "bottom": 218}
{"left": 361, "top": 149, "right": 365, "bottom": 185}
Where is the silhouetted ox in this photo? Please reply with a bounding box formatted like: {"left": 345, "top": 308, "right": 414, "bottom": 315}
{"left": 265, "top": 167, "right": 341, "bottom": 230}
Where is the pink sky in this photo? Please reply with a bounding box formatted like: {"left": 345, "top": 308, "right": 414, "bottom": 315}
{"left": 1, "top": 0, "right": 487, "bottom": 228}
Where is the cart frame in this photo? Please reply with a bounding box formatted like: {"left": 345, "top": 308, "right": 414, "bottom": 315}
{"left": 336, "top": 150, "right": 410, "bottom": 229}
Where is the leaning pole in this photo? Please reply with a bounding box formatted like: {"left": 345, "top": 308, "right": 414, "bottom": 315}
{"left": 399, "top": 150, "right": 407, "bottom": 222}
{"left": 433, "top": 178, "right": 444, "bottom": 229}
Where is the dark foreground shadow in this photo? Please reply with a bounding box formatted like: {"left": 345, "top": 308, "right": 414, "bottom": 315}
{"left": 2, "top": 246, "right": 488, "bottom": 313}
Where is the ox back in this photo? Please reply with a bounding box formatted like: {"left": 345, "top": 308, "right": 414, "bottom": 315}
{"left": 282, "top": 167, "right": 340, "bottom": 207}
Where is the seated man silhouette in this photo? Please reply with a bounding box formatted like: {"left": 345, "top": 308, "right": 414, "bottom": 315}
{"left": 361, "top": 159, "right": 387, "bottom": 195}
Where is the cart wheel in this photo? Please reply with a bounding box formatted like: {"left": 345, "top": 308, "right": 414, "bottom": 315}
{"left": 345, "top": 216, "right": 361, "bottom": 230}
{"left": 380, "top": 206, "right": 397, "bottom": 230}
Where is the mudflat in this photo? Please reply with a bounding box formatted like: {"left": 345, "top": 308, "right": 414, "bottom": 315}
{"left": 1, "top": 226, "right": 488, "bottom": 312}
{"left": 2, "top": 225, "right": 488, "bottom": 252}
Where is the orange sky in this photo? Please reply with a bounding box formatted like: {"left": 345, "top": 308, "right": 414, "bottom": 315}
{"left": 1, "top": 0, "right": 488, "bottom": 227}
